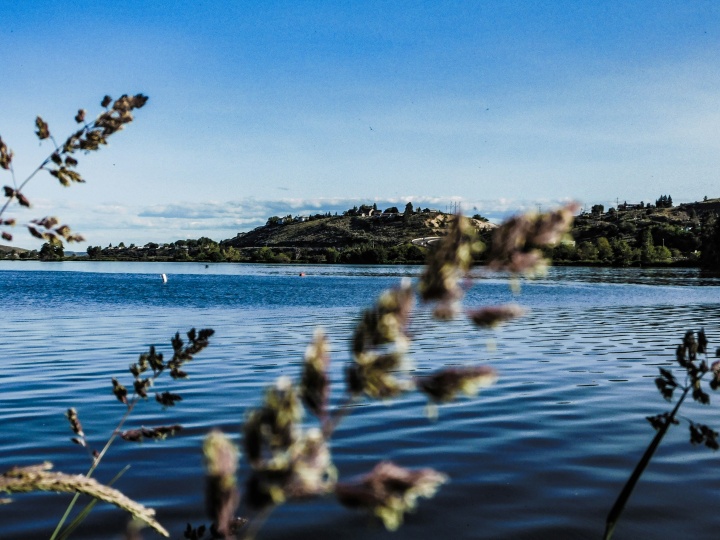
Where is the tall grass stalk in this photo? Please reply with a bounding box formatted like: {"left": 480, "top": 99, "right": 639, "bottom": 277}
{"left": 50, "top": 404, "right": 137, "bottom": 540}
{"left": 603, "top": 387, "right": 689, "bottom": 540}
{"left": 605, "top": 329, "right": 719, "bottom": 539}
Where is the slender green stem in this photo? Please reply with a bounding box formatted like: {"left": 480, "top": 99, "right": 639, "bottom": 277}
{"left": 604, "top": 386, "right": 690, "bottom": 540}
{"left": 49, "top": 399, "right": 138, "bottom": 540}
{"left": 56, "top": 465, "right": 131, "bottom": 540}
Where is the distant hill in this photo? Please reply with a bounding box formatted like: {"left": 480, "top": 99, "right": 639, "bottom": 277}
{"left": 677, "top": 198, "right": 720, "bottom": 216}
{"left": 221, "top": 210, "right": 495, "bottom": 250}
{"left": 574, "top": 198, "right": 720, "bottom": 244}
{"left": 76, "top": 209, "right": 495, "bottom": 265}
{"left": 556, "top": 197, "right": 720, "bottom": 266}
{"left": 0, "top": 244, "right": 28, "bottom": 254}
{"left": 18, "top": 197, "right": 718, "bottom": 267}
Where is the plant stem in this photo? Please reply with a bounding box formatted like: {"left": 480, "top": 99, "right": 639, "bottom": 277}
{"left": 0, "top": 160, "right": 47, "bottom": 220}
{"left": 49, "top": 398, "right": 138, "bottom": 540}
{"left": 56, "top": 465, "right": 131, "bottom": 540}
{"left": 604, "top": 385, "right": 690, "bottom": 540}
{"left": 0, "top": 119, "right": 92, "bottom": 221}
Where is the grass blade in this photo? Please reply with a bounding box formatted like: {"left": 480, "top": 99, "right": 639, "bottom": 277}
{"left": 604, "top": 387, "right": 689, "bottom": 540}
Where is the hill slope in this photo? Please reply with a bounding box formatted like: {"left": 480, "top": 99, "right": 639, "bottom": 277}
{"left": 222, "top": 211, "right": 495, "bottom": 249}
{"left": 556, "top": 197, "right": 720, "bottom": 265}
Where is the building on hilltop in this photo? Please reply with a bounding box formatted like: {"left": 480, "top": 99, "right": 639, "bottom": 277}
{"left": 618, "top": 201, "right": 644, "bottom": 211}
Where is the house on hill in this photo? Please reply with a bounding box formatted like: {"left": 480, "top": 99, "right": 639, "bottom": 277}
{"left": 618, "top": 201, "right": 644, "bottom": 211}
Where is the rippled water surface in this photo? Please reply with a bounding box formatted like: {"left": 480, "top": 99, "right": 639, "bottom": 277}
{"left": 2, "top": 261, "right": 720, "bottom": 539}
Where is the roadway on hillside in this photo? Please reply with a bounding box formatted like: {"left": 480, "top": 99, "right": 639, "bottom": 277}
{"left": 411, "top": 237, "right": 442, "bottom": 247}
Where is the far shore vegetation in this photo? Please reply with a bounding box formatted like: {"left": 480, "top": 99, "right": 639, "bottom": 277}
{"left": 3, "top": 195, "right": 720, "bottom": 270}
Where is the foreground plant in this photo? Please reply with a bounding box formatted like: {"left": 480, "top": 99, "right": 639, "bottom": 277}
{"left": 50, "top": 328, "right": 214, "bottom": 540}
{"left": 0, "top": 93, "right": 147, "bottom": 245}
{"left": 604, "top": 329, "right": 720, "bottom": 540}
{"left": 0, "top": 94, "right": 178, "bottom": 538}
{"left": 0, "top": 462, "right": 167, "bottom": 536}
{"left": 1, "top": 94, "right": 213, "bottom": 538}
{"left": 201, "top": 206, "right": 577, "bottom": 538}
{"left": 335, "top": 461, "right": 448, "bottom": 531}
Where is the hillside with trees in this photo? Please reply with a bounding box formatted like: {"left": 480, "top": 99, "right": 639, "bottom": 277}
{"left": 549, "top": 196, "right": 720, "bottom": 268}
{"left": 5, "top": 197, "right": 720, "bottom": 269}
{"left": 74, "top": 204, "right": 495, "bottom": 265}
{"left": 224, "top": 204, "right": 492, "bottom": 252}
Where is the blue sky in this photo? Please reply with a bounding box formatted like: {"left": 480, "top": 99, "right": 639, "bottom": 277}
{"left": 1, "top": 1, "right": 719, "bottom": 248}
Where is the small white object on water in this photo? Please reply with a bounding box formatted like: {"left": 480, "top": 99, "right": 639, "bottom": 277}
{"left": 161, "top": 273, "right": 167, "bottom": 283}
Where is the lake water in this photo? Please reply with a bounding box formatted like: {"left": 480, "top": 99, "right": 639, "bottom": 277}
{"left": 2, "top": 261, "right": 720, "bottom": 539}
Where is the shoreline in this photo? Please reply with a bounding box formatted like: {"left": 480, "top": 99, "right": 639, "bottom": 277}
{"left": 0, "top": 257, "right": 707, "bottom": 270}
